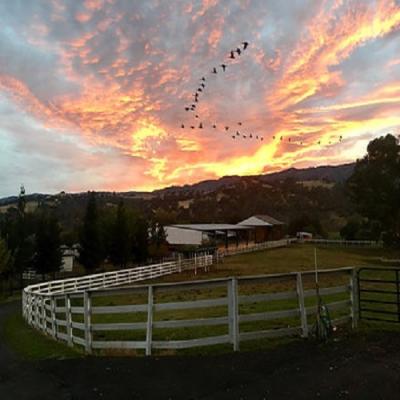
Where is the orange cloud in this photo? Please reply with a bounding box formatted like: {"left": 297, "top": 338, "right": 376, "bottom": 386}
{"left": 1, "top": 0, "right": 400, "bottom": 195}
{"left": 75, "top": 12, "right": 92, "bottom": 23}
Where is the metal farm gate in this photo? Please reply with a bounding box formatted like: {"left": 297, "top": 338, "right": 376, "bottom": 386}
{"left": 358, "top": 267, "right": 400, "bottom": 323}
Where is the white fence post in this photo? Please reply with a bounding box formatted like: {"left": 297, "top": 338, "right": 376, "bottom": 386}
{"left": 41, "top": 296, "right": 46, "bottom": 331}
{"left": 65, "top": 294, "right": 73, "bottom": 347}
{"left": 84, "top": 291, "right": 92, "bottom": 354}
{"left": 296, "top": 273, "right": 308, "bottom": 338}
{"left": 51, "top": 296, "right": 57, "bottom": 338}
{"left": 350, "top": 268, "right": 359, "bottom": 329}
{"left": 228, "top": 278, "right": 240, "bottom": 351}
{"left": 146, "top": 285, "right": 154, "bottom": 356}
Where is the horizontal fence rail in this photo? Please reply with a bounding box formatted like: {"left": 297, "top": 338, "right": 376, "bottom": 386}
{"left": 301, "top": 239, "right": 382, "bottom": 248}
{"left": 23, "top": 262, "right": 360, "bottom": 355}
{"left": 22, "top": 254, "right": 214, "bottom": 322}
{"left": 218, "top": 239, "right": 292, "bottom": 257}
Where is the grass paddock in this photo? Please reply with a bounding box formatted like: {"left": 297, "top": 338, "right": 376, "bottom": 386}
{"left": 6, "top": 244, "right": 400, "bottom": 358}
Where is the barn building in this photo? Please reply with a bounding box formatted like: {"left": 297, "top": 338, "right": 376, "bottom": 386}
{"left": 237, "top": 215, "right": 285, "bottom": 243}
{"left": 165, "top": 224, "right": 253, "bottom": 249}
{"left": 165, "top": 215, "right": 285, "bottom": 250}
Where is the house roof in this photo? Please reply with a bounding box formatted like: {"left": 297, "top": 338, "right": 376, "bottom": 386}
{"left": 238, "top": 215, "right": 285, "bottom": 227}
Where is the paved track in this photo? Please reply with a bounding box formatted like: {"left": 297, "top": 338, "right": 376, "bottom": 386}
{"left": 1, "top": 302, "right": 400, "bottom": 399}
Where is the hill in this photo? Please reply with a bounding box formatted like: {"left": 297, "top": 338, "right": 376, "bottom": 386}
{"left": 0, "top": 163, "right": 355, "bottom": 237}
{"left": 152, "top": 163, "right": 355, "bottom": 196}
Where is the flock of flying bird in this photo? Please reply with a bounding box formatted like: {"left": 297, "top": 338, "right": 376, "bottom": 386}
{"left": 180, "top": 41, "right": 344, "bottom": 147}
{"left": 180, "top": 41, "right": 264, "bottom": 141}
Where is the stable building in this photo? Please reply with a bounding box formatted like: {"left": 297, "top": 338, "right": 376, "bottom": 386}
{"left": 165, "top": 215, "right": 285, "bottom": 250}
{"left": 238, "top": 215, "right": 285, "bottom": 243}
{"left": 165, "top": 224, "right": 253, "bottom": 249}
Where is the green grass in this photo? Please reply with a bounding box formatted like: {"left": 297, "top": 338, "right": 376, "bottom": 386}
{"left": 82, "top": 244, "right": 400, "bottom": 355}
{"left": 12, "top": 244, "right": 400, "bottom": 358}
{"left": 147, "top": 244, "right": 400, "bottom": 285}
{"left": 3, "top": 313, "right": 81, "bottom": 360}
{"left": 0, "top": 293, "right": 21, "bottom": 305}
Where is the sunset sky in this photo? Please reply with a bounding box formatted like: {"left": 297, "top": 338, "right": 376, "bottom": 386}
{"left": 1, "top": 0, "right": 400, "bottom": 197}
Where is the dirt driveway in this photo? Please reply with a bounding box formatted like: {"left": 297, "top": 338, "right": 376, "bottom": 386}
{"left": 1, "top": 301, "right": 400, "bottom": 400}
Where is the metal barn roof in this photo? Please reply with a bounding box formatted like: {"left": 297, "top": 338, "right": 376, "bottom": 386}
{"left": 171, "top": 224, "right": 252, "bottom": 231}
{"left": 238, "top": 215, "right": 284, "bottom": 227}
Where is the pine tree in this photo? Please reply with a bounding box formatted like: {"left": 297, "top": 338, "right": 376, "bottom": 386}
{"left": 109, "top": 201, "right": 131, "bottom": 268}
{"left": 79, "top": 192, "right": 104, "bottom": 271}
{"left": 148, "top": 221, "right": 168, "bottom": 260}
{"left": 34, "top": 213, "right": 63, "bottom": 279}
{"left": 133, "top": 217, "right": 148, "bottom": 263}
{"left": 0, "top": 238, "right": 12, "bottom": 295}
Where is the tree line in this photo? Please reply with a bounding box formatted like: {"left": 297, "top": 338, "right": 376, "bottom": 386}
{"left": 0, "top": 191, "right": 167, "bottom": 295}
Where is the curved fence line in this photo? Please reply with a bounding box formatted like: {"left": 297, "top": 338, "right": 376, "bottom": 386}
{"left": 22, "top": 256, "right": 358, "bottom": 355}
{"left": 22, "top": 255, "right": 213, "bottom": 321}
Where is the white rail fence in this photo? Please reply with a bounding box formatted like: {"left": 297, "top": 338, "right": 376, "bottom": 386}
{"left": 23, "top": 264, "right": 358, "bottom": 355}
{"left": 218, "top": 239, "right": 292, "bottom": 257}
{"left": 301, "top": 239, "right": 382, "bottom": 248}
{"left": 22, "top": 255, "right": 213, "bottom": 318}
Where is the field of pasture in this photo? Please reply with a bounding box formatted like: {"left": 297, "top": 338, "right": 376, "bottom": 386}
{"left": 6, "top": 244, "right": 400, "bottom": 359}
{"left": 55, "top": 244, "right": 400, "bottom": 356}
{"left": 152, "top": 243, "right": 400, "bottom": 284}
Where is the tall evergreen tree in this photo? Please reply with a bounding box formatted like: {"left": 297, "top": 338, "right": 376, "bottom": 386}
{"left": 33, "top": 213, "right": 63, "bottom": 279}
{"left": 347, "top": 134, "right": 400, "bottom": 245}
{"left": 79, "top": 192, "right": 104, "bottom": 271}
{"left": 109, "top": 201, "right": 131, "bottom": 268}
{"left": 0, "top": 238, "right": 13, "bottom": 295}
{"left": 148, "top": 221, "right": 168, "bottom": 260}
{"left": 133, "top": 217, "right": 148, "bottom": 263}
{"left": 13, "top": 186, "right": 35, "bottom": 284}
